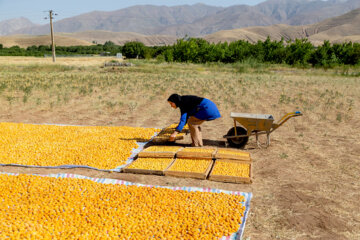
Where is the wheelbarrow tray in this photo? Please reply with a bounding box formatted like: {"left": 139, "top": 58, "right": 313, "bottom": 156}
{"left": 230, "top": 112, "right": 274, "bottom": 134}
{"left": 225, "top": 111, "right": 302, "bottom": 148}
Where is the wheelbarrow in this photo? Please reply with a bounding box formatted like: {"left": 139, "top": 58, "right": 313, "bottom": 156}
{"left": 223, "top": 111, "right": 302, "bottom": 148}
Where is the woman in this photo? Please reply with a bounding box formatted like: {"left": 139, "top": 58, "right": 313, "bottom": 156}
{"left": 167, "top": 93, "right": 221, "bottom": 147}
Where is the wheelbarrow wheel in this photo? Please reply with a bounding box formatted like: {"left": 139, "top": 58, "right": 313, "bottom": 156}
{"left": 226, "top": 127, "right": 249, "bottom": 148}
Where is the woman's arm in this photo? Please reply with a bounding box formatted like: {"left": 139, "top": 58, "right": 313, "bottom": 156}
{"left": 176, "top": 112, "right": 188, "bottom": 132}
{"left": 169, "top": 112, "right": 187, "bottom": 142}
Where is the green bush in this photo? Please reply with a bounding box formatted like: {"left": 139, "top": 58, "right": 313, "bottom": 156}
{"left": 122, "top": 41, "right": 146, "bottom": 59}
{"left": 285, "top": 39, "right": 314, "bottom": 66}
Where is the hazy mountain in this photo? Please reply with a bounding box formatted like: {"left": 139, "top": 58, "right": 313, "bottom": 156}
{"left": 0, "top": 8, "right": 360, "bottom": 47}
{"left": 157, "top": 0, "right": 360, "bottom": 37}
{"left": 1, "top": 0, "right": 360, "bottom": 47}
{"left": 156, "top": 5, "right": 276, "bottom": 37}
{"left": 307, "top": 7, "right": 360, "bottom": 44}
{"left": 1, "top": 8, "right": 359, "bottom": 48}
{"left": 9, "top": 4, "right": 223, "bottom": 36}
{"left": 204, "top": 7, "right": 360, "bottom": 46}
{"left": 279, "top": 0, "right": 360, "bottom": 25}
{"left": 4, "top": 0, "right": 360, "bottom": 37}
{"left": 0, "top": 18, "right": 38, "bottom": 35}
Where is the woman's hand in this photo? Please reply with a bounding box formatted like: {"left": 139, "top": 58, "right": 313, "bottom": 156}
{"left": 169, "top": 131, "right": 178, "bottom": 142}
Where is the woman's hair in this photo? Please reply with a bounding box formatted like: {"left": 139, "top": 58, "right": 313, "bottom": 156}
{"left": 167, "top": 93, "right": 181, "bottom": 107}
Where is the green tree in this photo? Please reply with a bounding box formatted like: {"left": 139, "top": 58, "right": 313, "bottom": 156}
{"left": 310, "top": 40, "right": 338, "bottom": 67}
{"left": 103, "top": 41, "right": 115, "bottom": 50}
{"left": 337, "top": 42, "right": 360, "bottom": 65}
{"left": 193, "top": 38, "right": 210, "bottom": 63}
{"left": 122, "top": 41, "right": 146, "bottom": 58}
{"left": 172, "top": 38, "right": 199, "bottom": 62}
{"left": 262, "top": 37, "right": 286, "bottom": 64}
{"left": 163, "top": 48, "right": 174, "bottom": 62}
{"left": 224, "top": 40, "right": 252, "bottom": 63}
{"left": 204, "top": 42, "right": 226, "bottom": 62}
{"left": 285, "top": 39, "right": 314, "bottom": 65}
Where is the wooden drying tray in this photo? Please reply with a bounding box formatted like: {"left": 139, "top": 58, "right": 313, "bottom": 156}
{"left": 152, "top": 134, "right": 184, "bottom": 143}
{"left": 176, "top": 147, "right": 217, "bottom": 159}
{"left": 215, "top": 148, "right": 251, "bottom": 162}
{"left": 138, "top": 146, "right": 184, "bottom": 158}
{"left": 164, "top": 158, "right": 214, "bottom": 180}
{"left": 208, "top": 159, "right": 252, "bottom": 184}
{"left": 152, "top": 124, "right": 189, "bottom": 143}
{"left": 123, "top": 158, "right": 176, "bottom": 176}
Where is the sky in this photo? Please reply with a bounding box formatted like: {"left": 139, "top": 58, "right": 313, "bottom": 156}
{"left": 0, "top": 0, "right": 267, "bottom": 24}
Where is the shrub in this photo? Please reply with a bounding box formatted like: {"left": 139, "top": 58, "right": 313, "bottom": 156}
{"left": 122, "top": 41, "right": 146, "bottom": 59}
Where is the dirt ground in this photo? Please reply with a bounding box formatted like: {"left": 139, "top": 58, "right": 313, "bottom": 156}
{"left": 1, "top": 109, "right": 359, "bottom": 240}
{"left": 0, "top": 58, "right": 359, "bottom": 239}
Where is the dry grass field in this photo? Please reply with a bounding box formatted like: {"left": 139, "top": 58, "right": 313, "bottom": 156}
{"left": 0, "top": 56, "right": 359, "bottom": 239}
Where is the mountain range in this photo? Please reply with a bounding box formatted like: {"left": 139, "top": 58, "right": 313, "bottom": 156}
{"left": 0, "top": 0, "right": 360, "bottom": 47}
{"left": 204, "top": 7, "right": 360, "bottom": 46}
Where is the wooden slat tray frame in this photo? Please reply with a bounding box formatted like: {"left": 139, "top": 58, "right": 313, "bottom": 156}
{"left": 165, "top": 123, "right": 190, "bottom": 134}
{"left": 152, "top": 135, "right": 184, "bottom": 143}
{"left": 215, "top": 148, "right": 251, "bottom": 161}
{"left": 151, "top": 123, "right": 189, "bottom": 143}
{"left": 152, "top": 136, "right": 184, "bottom": 143}
{"left": 123, "top": 158, "right": 176, "bottom": 176}
{"left": 137, "top": 147, "right": 184, "bottom": 158}
{"left": 137, "top": 152, "right": 175, "bottom": 158}
{"left": 164, "top": 158, "right": 214, "bottom": 180}
{"left": 176, "top": 147, "right": 217, "bottom": 159}
{"left": 209, "top": 159, "right": 252, "bottom": 184}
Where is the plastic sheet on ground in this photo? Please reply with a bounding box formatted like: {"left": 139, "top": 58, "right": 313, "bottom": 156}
{"left": 0, "top": 171, "right": 252, "bottom": 240}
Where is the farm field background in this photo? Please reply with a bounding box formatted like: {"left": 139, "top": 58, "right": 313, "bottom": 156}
{"left": 0, "top": 56, "right": 359, "bottom": 239}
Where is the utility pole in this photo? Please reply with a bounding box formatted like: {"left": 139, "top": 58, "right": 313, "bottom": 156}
{"left": 45, "top": 10, "right": 57, "bottom": 62}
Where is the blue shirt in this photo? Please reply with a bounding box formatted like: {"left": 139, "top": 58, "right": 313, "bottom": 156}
{"left": 176, "top": 98, "right": 221, "bottom": 132}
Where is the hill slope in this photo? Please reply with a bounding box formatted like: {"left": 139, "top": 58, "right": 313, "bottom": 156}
{"left": 0, "top": 31, "right": 178, "bottom": 48}
{"left": 204, "top": 7, "right": 360, "bottom": 45}
{"left": 256, "top": 0, "right": 360, "bottom": 25}
{"left": 3, "top": 0, "right": 360, "bottom": 37}
{"left": 58, "top": 31, "right": 178, "bottom": 46}
{"left": 1, "top": 6, "right": 360, "bottom": 47}
{"left": 0, "top": 35, "right": 92, "bottom": 48}
{"left": 10, "top": 4, "right": 222, "bottom": 37}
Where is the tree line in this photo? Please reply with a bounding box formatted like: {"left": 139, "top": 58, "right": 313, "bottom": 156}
{"left": 1, "top": 37, "right": 359, "bottom": 67}
{"left": 0, "top": 41, "right": 122, "bottom": 57}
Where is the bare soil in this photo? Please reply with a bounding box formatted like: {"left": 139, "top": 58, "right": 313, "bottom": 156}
{"left": 0, "top": 58, "right": 359, "bottom": 239}
{"left": 1, "top": 109, "right": 359, "bottom": 240}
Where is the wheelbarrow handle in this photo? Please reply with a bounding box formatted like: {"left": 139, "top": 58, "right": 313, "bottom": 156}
{"left": 278, "top": 111, "right": 302, "bottom": 122}
{"left": 271, "top": 111, "right": 303, "bottom": 132}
